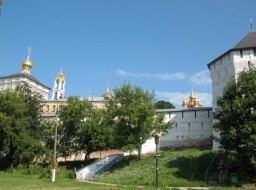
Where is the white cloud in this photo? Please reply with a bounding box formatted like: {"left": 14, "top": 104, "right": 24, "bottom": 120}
{"left": 153, "top": 72, "right": 186, "bottom": 80}
{"left": 190, "top": 70, "right": 211, "bottom": 86}
{"left": 155, "top": 91, "right": 212, "bottom": 108}
{"left": 116, "top": 69, "right": 186, "bottom": 81}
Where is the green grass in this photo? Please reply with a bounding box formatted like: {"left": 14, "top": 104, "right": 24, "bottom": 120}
{"left": 0, "top": 171, "right": 152, "bottom": 190}
{"left": 0, "top": 149, "right": 255, "bottom": 189}
{"left": 94, "top": 149, "right": 217, "bottom": 187}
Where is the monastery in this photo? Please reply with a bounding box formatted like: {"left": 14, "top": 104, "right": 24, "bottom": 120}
{"left": 1, "top": 29, "right": 256, "bottom": 152}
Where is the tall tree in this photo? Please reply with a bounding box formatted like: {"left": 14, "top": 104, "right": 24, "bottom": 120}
{"left": 0, "top": 87, "right": 45, "bottom": 167}
{"left": 154, "top": 100, "right": 175, "bottom": 109}
{"left": 58, "top": 97, "right": 91, "bottom": 161}
{"left": 108, "top": 83, "right": 172, "bottom": 159}
{"left": 15, "top": 82, "right": 44, "bottom": 139}
{"left": 76, "top": 108, "right": 114, "bottom": 160}
{"left": 214, "top": 68, "right": 256, "bottom": 174}
{"left": 58, "top": 96, "right": 116, "bottom": 161}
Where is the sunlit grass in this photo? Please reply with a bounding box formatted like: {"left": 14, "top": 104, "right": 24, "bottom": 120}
{"left": 94, "top": 149, "right": 217, "bottom": 187}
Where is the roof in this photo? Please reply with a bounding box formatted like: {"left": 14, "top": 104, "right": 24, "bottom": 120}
{"left": 233, "top": 30, "right": 256, "bottom": 49}
{"left": 0, "top": 73, "right": 51, "bottom": 90}
{"left": 156, "top": 107, "right": 212, "bottom": 113}
{"left": 208, "top": 30, "right": 256, "bottom": 69}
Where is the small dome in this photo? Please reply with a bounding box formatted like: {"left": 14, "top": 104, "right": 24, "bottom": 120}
{"left": 22, "top": 59, "right": 32, "bottom": 69}
{"left": 103, "top": 91, "right": 112, "bottom": 99}
{"left": 56, "top": 71, "right": 65, "bottom": 81}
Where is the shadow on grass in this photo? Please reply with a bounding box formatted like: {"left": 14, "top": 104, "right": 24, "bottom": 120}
{"left": 166, "top": 151, "right": 218, "bottom": 181}
{"left": 106, "top": 155, "right": 140, "bottom": 173}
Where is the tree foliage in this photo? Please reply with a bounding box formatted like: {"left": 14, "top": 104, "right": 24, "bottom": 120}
{"left": 154, "top": 100, "right": 175, "bottom": 109}
{"left": 0, "top": 83, "right": 45, "bottom": 167}
{"left": 213, "top": 68, "right": 256, "bottom": 173}
{"left": 58, "top": 97, "right": 114, "bottom": 161}
{"left": 58, "top": 97, "right": 91, "bottom": 160}
{"left": 108, "top": 83, "right": 173, "bottom": 158}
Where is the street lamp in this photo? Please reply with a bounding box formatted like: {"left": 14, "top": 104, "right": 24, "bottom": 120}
{"left": 154, "top": 133, "right": 160, "bottom": 190}
{"left": 52, "top": 100, "right": 59, "bottom": 182}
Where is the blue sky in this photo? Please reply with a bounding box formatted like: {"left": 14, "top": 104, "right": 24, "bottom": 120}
{"left": 0, "top": 0, "right": 256, "bottom": 108}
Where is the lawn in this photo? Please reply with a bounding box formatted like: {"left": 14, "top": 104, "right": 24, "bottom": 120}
{"left": 0, "top": 171, "right": 152, "bottom": 190}
{"left": 94, "top": 149, "right": 216, "bottom": 187}
{"left": 0, "top": 149, "right": 255, "bottom": 190}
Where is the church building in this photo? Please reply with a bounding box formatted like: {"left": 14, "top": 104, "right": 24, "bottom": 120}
{"left": 0, "top": 48, "right": 50, "bottom": 100}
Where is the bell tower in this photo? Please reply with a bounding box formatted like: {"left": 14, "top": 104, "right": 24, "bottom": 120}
{"left": 51, "top": 69, "right": 65, "bottom": 100}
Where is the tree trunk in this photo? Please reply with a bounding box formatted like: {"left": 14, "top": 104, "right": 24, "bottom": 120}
{"left": 138, "top": 145, "right": 142, "bottom": 160}
{"left": 84, "top": 152, "right": 90, "bottom": 161}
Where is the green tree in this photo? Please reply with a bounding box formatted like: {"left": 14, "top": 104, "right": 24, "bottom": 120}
{"left": 58, "top": 97, "right": 114, "bottom": 161}
{"left": 58, "top": 97, "right": 91, "bottom": 161}
{"left": 108, "top": 83, "right": 172, "bottom": 159}
{"left": 154, "top": 100, "right": 175, "bottom": 109}
{"left": 77, "top": 108, "right": 114, "bottom": 160}
{"left": 15, "top": 82, "right": 44, "bottom": 139}
{"left": 0, "top": 87, "right": 45, "bottom": 167}
{"left": 214, "top": 68, "right": 256, "bottom": 174}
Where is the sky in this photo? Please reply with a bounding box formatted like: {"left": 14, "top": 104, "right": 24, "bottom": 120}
{"left": 0, "top": 0, "right": 256, "bottom": 108}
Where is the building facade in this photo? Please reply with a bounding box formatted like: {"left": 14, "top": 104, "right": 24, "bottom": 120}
{"left": 0, "top": 51, "right": 50, "bottom": 100}
{"left": 208, "top": 30, "right": 256, "bottom": 149}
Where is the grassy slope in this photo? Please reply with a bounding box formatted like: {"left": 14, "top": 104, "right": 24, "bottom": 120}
{"left": 94, "top": 149, "right": 217, "bottom": 187}
{"left": 1, "top": 149, "right": 254, "bottom": 189}
{"left": 0, "top": 171, "right": 150, "bottom": 190}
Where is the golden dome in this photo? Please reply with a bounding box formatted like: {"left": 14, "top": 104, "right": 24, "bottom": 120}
{"left": 56, "top": 69, "right": 65, "bottom": 81}
{"left": 103, "top": 91, "right": 111, "bottom": 99}
{"left": 182, "top": 90, "right": 202, "bottom": 108}
{"left": 22, "top": 58, "right": 32, "bottom": 69}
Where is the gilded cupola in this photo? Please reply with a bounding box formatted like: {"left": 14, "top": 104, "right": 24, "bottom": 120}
{"left": 182, "top": 90, "right": 202, "bottom": 109}
{"left": 21, "top": 47, "right": 33, "bottom": 74}
{"left": 56, "top": 69, "right": 65, "bottom": 81}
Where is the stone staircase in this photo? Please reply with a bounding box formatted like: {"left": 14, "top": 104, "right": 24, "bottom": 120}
{"left": 205, "top": 153, "right": 229, "bottom": 186}
{"left": 75, "top": 154, "right": 124, "bottom": 181}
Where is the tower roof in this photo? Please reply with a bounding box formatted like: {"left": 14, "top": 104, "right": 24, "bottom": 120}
{"left": 56, "top": 70, "right": 65, "bottom": 81}
{"left": 22, "top": 59, "right": 32, "bottom": 69}
{"left": 232, "top": 30, "right": 256, "bottom": 49}
{"left": 21, "top": 47, "right": 33, "bottom": 74}
{"left": 208, "top": 30, "right": 256, "bottom": 69}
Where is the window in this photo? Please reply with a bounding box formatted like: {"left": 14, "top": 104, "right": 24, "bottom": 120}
{"left": 182, "top": 111, "right": 184, "bottom": 118}
{"left": 40, "top": 105, "right": 44, "bottom": 112}
{"left": 194, "top": 110, "right": 197, "bottom": 118}
{"left": 46, "top": 105, "right": 49, "bottom": 112}
{"left": 225, "top": 67, "right": 228, "bottom": 74}
{"left": 208, "top": 110, "right": 210, "bottom": 118}
{"left": 254, "top": 48, "right": 256, "bottom": 56}
{"left": 240, "top": 50, "right": 243, "bottom": 58}
{"left": 248, "top": 61, "right": 251, "bottom": 69}
{"left": 175, "top": 123, "right": 177, "bottom": 130}
{"left": 188, "top": 123, "right": 191, "bottom": 131}
{"left": 52, "top": 105, "right": 56, "bottom": 112}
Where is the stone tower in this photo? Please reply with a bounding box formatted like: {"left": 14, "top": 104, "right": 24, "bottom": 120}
{"left": 208, "top": 29, "right": 256, "bottom": 149}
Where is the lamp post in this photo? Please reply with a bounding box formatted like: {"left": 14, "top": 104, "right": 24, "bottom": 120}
{"left": 154, "top": 133, "right": 160, "bottom": 190}
{"left": 51, "top": 118, "right": 58, "bottom": 182}
{"left": 52, "top": 100, "right": 59, "bottom": 182}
